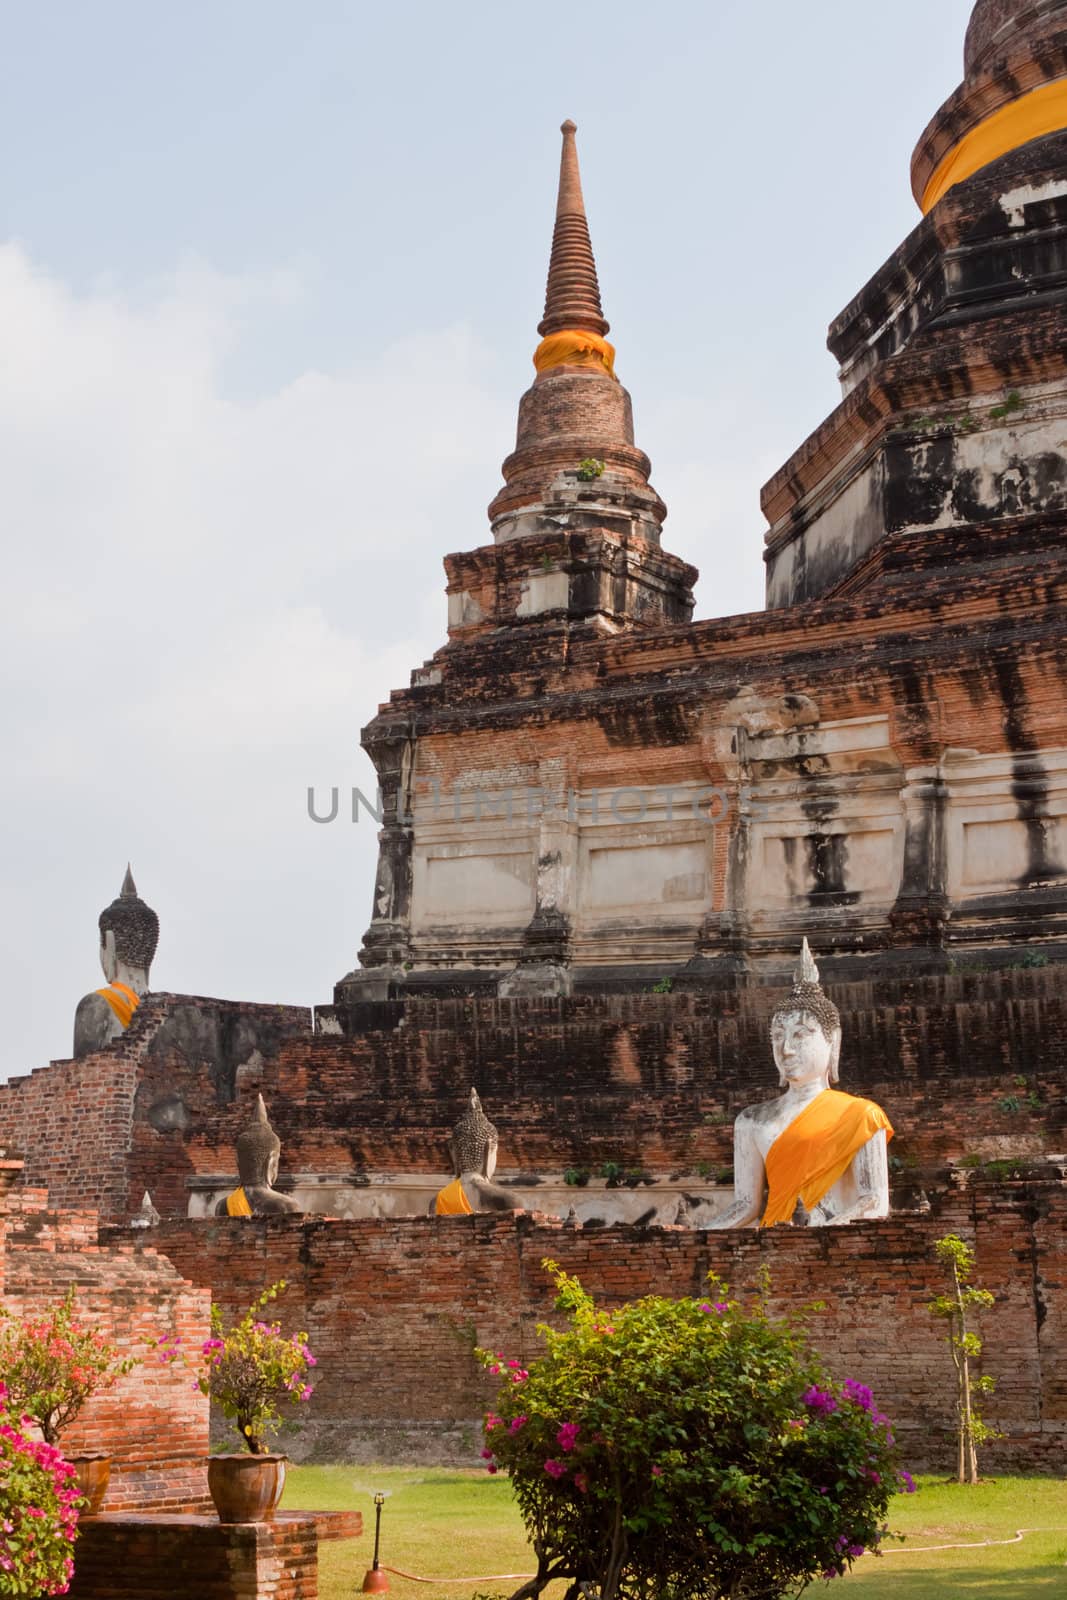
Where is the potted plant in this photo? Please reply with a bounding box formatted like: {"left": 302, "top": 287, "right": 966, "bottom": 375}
{"left": 0, "top": 1286, "right": 134, "bottom": 1516}
{"left": 0, "top": 1380, "right": 83, "bottom": 1596}
{"left": 185, "top": 1281, "right": 316, "bottom": 1523}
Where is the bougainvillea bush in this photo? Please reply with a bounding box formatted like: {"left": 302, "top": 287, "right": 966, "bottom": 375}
{"left": 480, "top": 1263, "right": 912, "bottom": 1600}
{"left": 0, "top": 1285, "right": 134, "bottom": 1445}
{"left": 0, "top": 1381, "right": 82, "bottom": 1597}
{"left": 158, "top": 1280, "right": 316, "bottom": 1455}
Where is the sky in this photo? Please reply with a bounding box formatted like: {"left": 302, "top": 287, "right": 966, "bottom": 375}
{"left": 0, "top": 0, "right": 975, "bottom": 1081}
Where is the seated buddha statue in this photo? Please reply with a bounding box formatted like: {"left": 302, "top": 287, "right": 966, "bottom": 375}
{"left": 216, "top": 1095, "right": 302, "bottom": 1217}
{"left": 710, "top": 941, "right": 893, "bottom": 1230}
{"left": 432, "top": 1089, "right": 524, "bottom": 1216}
{"left": 73, "top": 867, "right": 159, "bottom": 1058}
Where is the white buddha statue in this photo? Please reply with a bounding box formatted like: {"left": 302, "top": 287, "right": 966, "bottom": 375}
{"left": 710, "top": 941, "right": 893, "bottom": 1230}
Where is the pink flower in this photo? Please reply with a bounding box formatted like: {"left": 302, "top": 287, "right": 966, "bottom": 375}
{"left": 486, "top": 1463, "right": 498, "bottom": 1475}
{"left": 543, "top": 1459, "right": 567, "bottom": 1479}
{"left": 556, "top": 1422, "right": 581, "bottom": 1453}
{"left": 651, "top": 1466, "right": 663, "bottom": 1478}
{"left": 573, "top": 1471, "right": 589, "bottom": 1495}
{"left": 509, "top": 1415, "right": 527, "bottom": 1435}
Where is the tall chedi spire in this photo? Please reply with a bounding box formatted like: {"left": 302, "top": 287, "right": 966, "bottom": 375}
{"left": 449, "top": 121, "right": 696, "bottom": 637}
{"left": 484, "top": 121, "right": 680, "bottom": 579}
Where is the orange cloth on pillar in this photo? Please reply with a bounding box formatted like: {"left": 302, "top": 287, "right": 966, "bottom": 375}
{"left": 95, "top": 981, "right": 141, "bottom": 1029}
{"left": 762, "top": 1089, "right": 894, "bottom": 1229}
{"left": 533, "top": 330, "right": 617, "bottom": 379}
{"left": 434, "top": 1178, "right": 474, "bottom": 1216}
{"left": 226, "top": 1187, "right": 253, "bottom": 1218}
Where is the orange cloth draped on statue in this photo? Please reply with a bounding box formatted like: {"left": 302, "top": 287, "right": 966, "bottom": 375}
{"left": 762, "top": 1089, "right": 894, "bottom": 1228}
{"left": 434, "top": 1178, "right": 473, "bottom": 1216}
{"left": 533, "top": 330, "right": 617, "bottom": 379}
{"left": 95, "top": 981, "right": 140, "bottom": 1029}
{"left": 226, "top": 1187, "right": 253, "bottom": 1217}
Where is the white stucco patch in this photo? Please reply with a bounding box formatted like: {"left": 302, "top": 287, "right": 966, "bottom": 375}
{"left": 999, "top": 178, "right": 1067, "bottom": 229}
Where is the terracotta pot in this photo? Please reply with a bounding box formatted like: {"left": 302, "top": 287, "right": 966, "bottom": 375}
{"left": 68, "top": 1453, "right": 110, "bottom": 1517}
{"left": 207, "top": 1453, "right": 287, "bottom": 1523}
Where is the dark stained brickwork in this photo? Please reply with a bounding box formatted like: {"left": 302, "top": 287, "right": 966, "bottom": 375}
{"left": 143, "top": 1183, "right": 1067, "bottom": 1474}
{"left": 2, "top": 975, "right": 1066, "bottom": 1225}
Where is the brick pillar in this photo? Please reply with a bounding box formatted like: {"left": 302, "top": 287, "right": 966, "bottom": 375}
{"left": 0, "top": 1156, "right": 24, "bottom": 1298}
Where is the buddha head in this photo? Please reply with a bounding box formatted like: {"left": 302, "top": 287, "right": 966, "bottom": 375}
{"left": 236, "top": 1095, "right": 282, "bottom": 1190}
{"left": 770, "top": 940, "right": 842, "bottom": 1090}
{"left": 98, "top": 866, "right": 159, "bottom": 989}
{"left": 449, "top": 1088, "right": 498, "bottom": 1180}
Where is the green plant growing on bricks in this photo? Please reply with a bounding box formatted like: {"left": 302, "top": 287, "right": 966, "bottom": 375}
{"left": 928, "top": 1235, "right": 999, "bottom": 1484}
{"left": 478, "top": 1262, "right": 908, "bottom": 1600}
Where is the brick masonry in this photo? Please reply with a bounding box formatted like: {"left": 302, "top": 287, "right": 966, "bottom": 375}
{"left": 1, "top": 975, "right": 1065, "bottom": 1225}
{"left": 2, "top": 1183, "right": 212, "bottom": 1514}
{"left": 140, "top": 1180, "right": 1067, "bottom": 1475}
{"left": 67, "top": 1512, "right": 319, "bottom": 1600}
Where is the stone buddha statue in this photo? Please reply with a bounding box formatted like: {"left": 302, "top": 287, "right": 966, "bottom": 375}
{"left": 216, "top": 1095, "right": 302, "bottom": 1217}
{"left": 432, "top": 1089, "right": 524, "bottom": 1216}
{"left": 710, "top": 941, "right": 893, "bottom": 1230}
{"left": 74, "top": 867, "right": 159, "bottom": 1058}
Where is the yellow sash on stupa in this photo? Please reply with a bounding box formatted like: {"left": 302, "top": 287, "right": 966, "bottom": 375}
{"left": 922, "top": 77, "right": 1067, "bottom": 214}
{"left": 533, "top": 330, "right": 617, "bottom": 379}
{"left": 96, "top": 981, "right": 140, "bottom": 1029}
{"left": 226, "top": 1187, "right": 253, "bottom": 1217}
{"left": 434, "top": 1178, "right": 473, "bottom": 1216}
{"left": 762, "top": 1089, "right": 894, "bottom": 1229}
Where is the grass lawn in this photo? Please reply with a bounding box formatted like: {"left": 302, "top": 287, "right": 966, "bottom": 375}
{"left": 285, "top": 1466, "right": 1066, "bottom": 1600}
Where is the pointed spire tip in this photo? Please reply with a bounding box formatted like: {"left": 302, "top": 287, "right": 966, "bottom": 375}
{"left": 538, "top": 116, "right": 609, "bottom": 340}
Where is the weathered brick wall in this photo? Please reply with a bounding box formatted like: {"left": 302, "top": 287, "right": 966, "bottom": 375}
{"left": 129, "top": 972, "right": 1067, "bottom": 1216}
{"left": 1, "top": 976, "right": 1064, "bottom": 1224}
{"left": 68, "top": 1513, "right": 318, "bottom": 1599}
{"left": 145, "top": 1180, "right": 1067, "bottom": 1475}
{"left": 3, "top": 1189, "right": 211, "bottom": 1513}
{"left": 0, "top": 995, "right": 309, "bottom": 1222}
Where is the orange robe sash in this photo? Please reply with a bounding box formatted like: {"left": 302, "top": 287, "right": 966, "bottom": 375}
{"left": 762, "top": 1089, "right": 893, "bottom": 1228}
{"left": 435, "top": 1178, "right": 473, "bottom": 1216}
{"left": 226, "top": 1187, "right": 253, "bottom": 1217}
{"left": 96, "top": 981, "right": 140, "bottom": 1029}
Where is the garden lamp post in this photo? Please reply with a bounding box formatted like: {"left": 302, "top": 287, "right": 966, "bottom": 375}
{"left": 361, "top": 1492, "right": 388, "bottom": 1593}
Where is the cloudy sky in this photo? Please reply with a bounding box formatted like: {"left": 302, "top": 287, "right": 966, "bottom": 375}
{"left": 0, "top": 0, "right": 974, "bottom": 1080}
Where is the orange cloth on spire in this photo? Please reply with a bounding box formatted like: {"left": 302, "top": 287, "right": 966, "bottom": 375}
{"left": 226, "top": 1186, "right": 253, "bottom": 1218}
{"left": 922, "top": 77, "right": 1067, "bottom": 213}
{"left": 534, "top": 330, "right": 617, "bottom": 379}
{"left": 95, "top": 980, "right": 140, "bottom": 1029}
{"left": 762, "top": 1089, "right": 893, "bottom": 1229}
{"left": 434, "top": 1178, "right": 474, "bottom": 1216}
